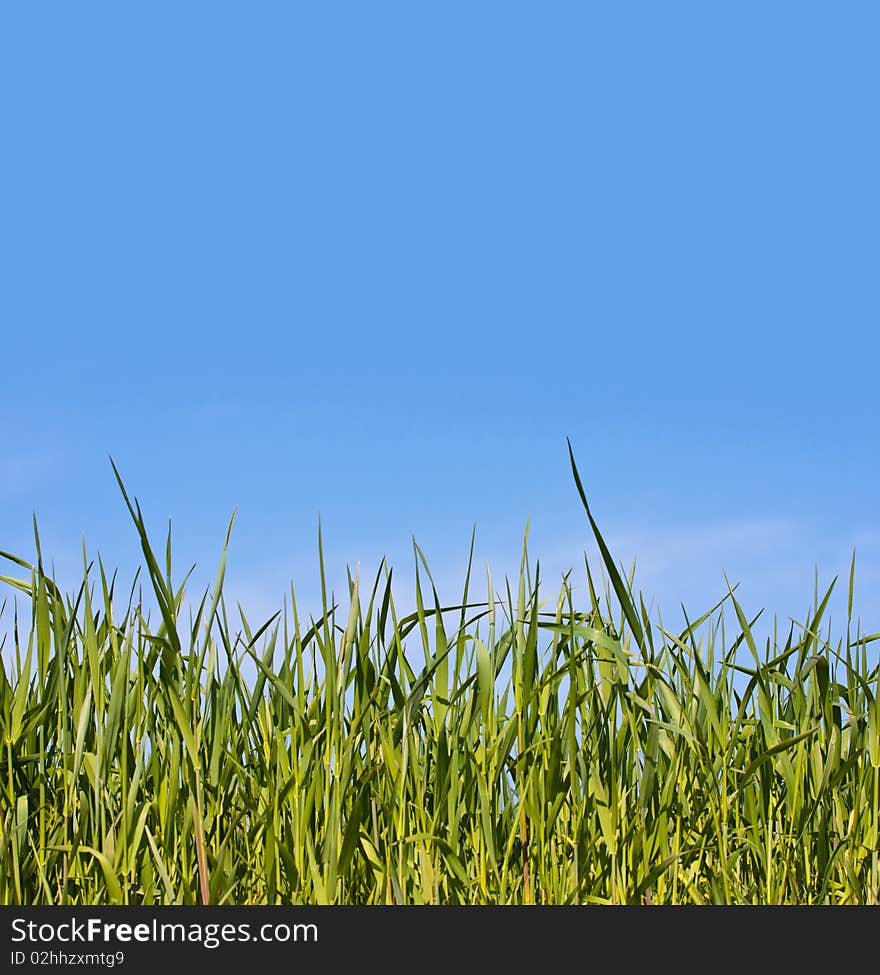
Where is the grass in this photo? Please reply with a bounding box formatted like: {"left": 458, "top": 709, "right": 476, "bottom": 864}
{"left": 1, "top": 445, "right": 878, "bottom": 904}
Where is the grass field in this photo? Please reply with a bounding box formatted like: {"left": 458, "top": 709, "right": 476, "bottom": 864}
{"left": 1, "top": 448, "right": 878, "bottom": 905}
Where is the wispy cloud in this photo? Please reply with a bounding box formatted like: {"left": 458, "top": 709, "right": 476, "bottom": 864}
{"left": 608, "top": 518, "right": 798, "bottom": 578}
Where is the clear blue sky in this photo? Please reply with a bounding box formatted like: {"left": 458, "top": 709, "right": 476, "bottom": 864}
{"left": 2, "top": 3, "right": 878, "bottom": 635}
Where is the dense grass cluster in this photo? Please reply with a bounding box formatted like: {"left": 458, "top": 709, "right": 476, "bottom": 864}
{"left": 1, "top": 453, "right": 878, "bottom": 904}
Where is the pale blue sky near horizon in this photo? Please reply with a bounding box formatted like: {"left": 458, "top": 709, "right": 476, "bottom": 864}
{"left": 2, "top": 3, "right": 878, "bottom": 638}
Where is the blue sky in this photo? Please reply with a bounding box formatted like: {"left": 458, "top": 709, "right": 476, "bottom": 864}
{"left": 2, "top": 3, "right": 878, "bottom": 637}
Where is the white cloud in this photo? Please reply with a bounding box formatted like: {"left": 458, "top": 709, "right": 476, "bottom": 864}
{"left": 607, "top": 518, "right": 797, "bottom": 577}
